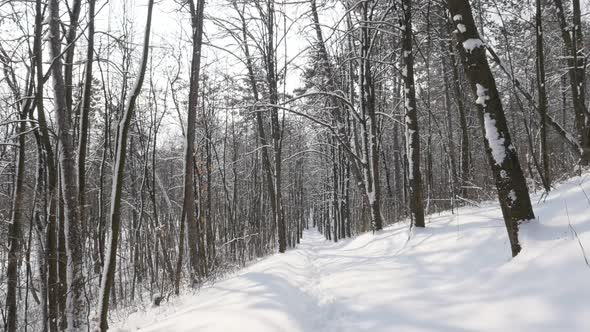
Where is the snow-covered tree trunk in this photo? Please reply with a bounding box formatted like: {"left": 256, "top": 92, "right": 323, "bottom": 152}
{"left": 96, "top": 0, "right": 154, "bottom": 330}
{"left": 47, "top": 0, "right": 86, "bottom": 329}
{"left": 448, "top": 0, "right": 535, "bottom": 257}
{"left": 359, "top": 1, "right": 383, "bottom": 231}
{"left": 401, "top": 0, "right": 425, "bottom": 228}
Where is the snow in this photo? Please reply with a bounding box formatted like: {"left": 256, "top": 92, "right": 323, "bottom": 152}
{"left": 117, "top": 174, "right": 590, "bottom": 332}
{"left": 457, "top": 23, "right": 466, "bottom": 33}
{"left": 453, "top": 14, "right": 462, "bottom": 21}
{"left": 508, "top": 190, "right": 517, "bottom": 205}
{"left": 476, "top": 84, "right": 507, "bottom": 165}
{"left": 483, "top": 113, "right": 506, "bottom": 165}
{"left": 404, "top": 98, "right": 413, "bottom": 110}
{"left": 463, "top": 38, "right": 484, "bottom": 52}
{"left": 367, "top": 190, "right": 375, "bottom": 205}
{"left": 475, "top": 83, "right": 490, "bottom": 107}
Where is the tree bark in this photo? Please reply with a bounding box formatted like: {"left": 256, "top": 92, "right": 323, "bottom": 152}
{"left": 552, "top": 0, "right": 590, "bottom": 163}
{"left": 182, "top": 0, "right": 206, "bottom": 285}
{"left": 47, "top": 0, "right": 86, "bottom": 328}
{"left": 402, "top": 0, "right": 425, "bottom": 227}
{"left": 264, "top": 0, "right": 287, "bottom": 252}
{"left": 359, "top": 1, "right": 383, "bottom": 231}
{"left": 97, "top": 0, "right": 154, "bottom": 329}
{"left": 77, "top": 0, "right": 96, "bottom": 244}
{"left": 33, "top": 2, "right": 59, "bottom": 330}
{"left": 0, "top": 46, "right": 31, "bottom": 332}
{"left": 448, "top": 0, "right": 535, "bottom": 257}
{"left": 535, "top": 0, "right": 551, "bottom": 190}
{"left": 64, "top": 0, "right": 82, "bottom": 114}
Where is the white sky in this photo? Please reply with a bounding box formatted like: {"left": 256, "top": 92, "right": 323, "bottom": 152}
{"left": 96, "top": 0, "right": 346, "bottom": 95}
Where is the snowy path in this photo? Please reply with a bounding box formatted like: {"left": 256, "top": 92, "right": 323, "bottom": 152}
{"left": 119, "top": 175, "right": 590, "bottom": 332}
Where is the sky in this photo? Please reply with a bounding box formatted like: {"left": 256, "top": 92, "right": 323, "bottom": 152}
{"left": 97, "top": 0, "right": 317, "bottom": 94}
{"left": 82, "top": 0, "right": 346, "bottom": 143}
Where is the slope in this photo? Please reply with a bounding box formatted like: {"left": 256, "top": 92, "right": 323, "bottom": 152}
{"left": 117, "top": 173, "right": 590, "bottom": 331}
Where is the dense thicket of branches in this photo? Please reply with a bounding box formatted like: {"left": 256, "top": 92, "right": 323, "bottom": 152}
{"left": 0, "top": 0, "right": 587, "bottom": 330}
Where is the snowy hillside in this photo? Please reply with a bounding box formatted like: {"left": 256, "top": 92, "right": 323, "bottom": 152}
{"left": 117, "top": 174, "right": 590, "bottom": 332}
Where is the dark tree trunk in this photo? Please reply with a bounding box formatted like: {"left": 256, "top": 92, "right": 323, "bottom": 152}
{"left": 33, "top": 1, "right": 59, "bottom": 329}
{"left": 47, "top": 0, "right": 86, "bottom": 328}
{"left": 552, "top": 0, "right": 590, "bottom": 163}
{"left": 265, "top": 0, "right": 287, "bottom": 252}
{"left": 64, "top": 0, "right": 82, "bottom": 114}
{"left": 402, "top": 0, "right": 425, "bottom": 227}
{"left": 182, "top": 0, "right": 206, "bottom": 285}
{"left": 97, "top": 1, "right": 154, "bottom": 330}
{"left": 77, "top": 0, "right": 95, "bottom": 243}
{"left": 448, "top": 0, "right": 535, "bottom": 257}
{"left": 535, "top": 0, "right": 551, "bottom": 191}
{"left": 0, "top": 56, "right": 30, "bottom": 332}
{"left": 359, "top": 1, "right": 383, "bottom": 231}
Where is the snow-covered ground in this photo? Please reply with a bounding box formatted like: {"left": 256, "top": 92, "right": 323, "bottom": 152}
{"left": 117, "top": 174, "right": 590, "bottom": 331}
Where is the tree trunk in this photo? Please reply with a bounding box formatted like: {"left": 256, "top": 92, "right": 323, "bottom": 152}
{"left": 47, "top": 0, "right": 86, "bottom": 328}
{"left": 535, "top": 0, "right": 550, "bottom": 190}
{"left": 33, "top": 1, "right": 59, "bottom": 330}
{"left": 77, "top": 0, "right": 95, "bottom": 243}
{"left": 265, "top": 0, "right": 287, "bottom": 252}
{"left": 64, "top": 0, "right": 82, "bottom": 114}
{"left": 1, "top": 67, "right": 28, "bottom": 332}
{"left": 359, "top": 1, "right": 383, "bottom": 231}
{"left": 97, "top": 1, "right": 154, "bottom": 329}
{"left": 448, "top": 0, "right": 535, "bottom": 257}
{"left": 182, "top": 0, "right": 206, "bottom": 285}
{"left": 446, "top": 26, "right": 471, "bottom": 199}
{"left": 402, "top": 0, "right": 425, "bottom": 227}
{"left": 552, "top": 0, "right": 590, "bottom": 163}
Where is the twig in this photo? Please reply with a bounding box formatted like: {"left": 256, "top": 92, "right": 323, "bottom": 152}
{"left": 219, "top": 233, "right": 259, "bottom": 248}
{"left": 455, "top": 195, "right": 480, "bottom": 207}
{"left": 565, "top": 202, "right": 590, "bottom": 269}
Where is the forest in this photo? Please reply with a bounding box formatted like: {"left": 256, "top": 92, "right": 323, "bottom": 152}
{"left": 0, "top": 0, "right": 589, "bottom": 331}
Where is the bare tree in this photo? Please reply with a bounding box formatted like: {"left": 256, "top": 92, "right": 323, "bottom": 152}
{"left": 448, "top": 0, "right": 535, "bottom": 256}
{"left": 47, "top": 0, "right": 86, "bottom": 328}
{"left": 400, "top": 0, "right": 425, "bottom": 227}
{"left": 97, "top": 0, "right": 155, "bottom": 330}
{"left": 179, "top": 0, "right": 206, "bottom": 289}
{"left": 0, "top": 40, "right": 34, "bottom": 332}
{"left": 77, "top": 0, "right": 96, "bottom": 243}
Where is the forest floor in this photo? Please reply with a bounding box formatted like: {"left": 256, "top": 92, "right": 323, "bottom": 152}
{"left": 117, "top": 173, "right": 590, "bottom": 331}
